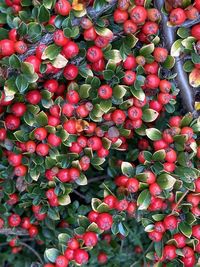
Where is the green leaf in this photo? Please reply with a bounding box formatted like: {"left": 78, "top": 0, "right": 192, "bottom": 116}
{"left": 58, "top": 233, "right": 71, "bottom": 244}
{"left": 152, "top": 150, "right": 166, "bottom": 162}
{"left": 36, "top": 111, "right": 48, "bottom": 126}
{"left": 113, "top": 85, "right": 127, "bottom": 99}
{"left": 44, "top": 248, "right": 59, "bottom": 263}
{"left": 16, "top": 75, "right": 29, "bottom": 93}
{"left": 58, "top": 194, "right": 71, "bottom": 206}
{"left": 100, "top": 100, "right": 112, "bottom": 113}
{"left": 79, "top": 84, "right": 91, "bottom": 98}
{"left": 171, "top": 39, "right": 183, "bottom": 57}
{"left": 75, "top": 173, "right": 88, "bottom": 186}
{"left": 146, "top": 128, "right": 162, "bottom": 141}
{"left": 142, "top": 109, "right": 159, "bottom": 122}
{"left": 121, "top": 162, "right": 135, "bottom": 177}
{"left": 14, "top": 130, "right": 29, "bottom": 142}
{"left": 104, "top": 50, "right": 122, "bottom": 64}
{"left": 157, "top": 173, "right": 176, "bottom": 190}
{"left": 91, "top": 198, "right": 102, "bottom": 212}
{"left": 96, "top": 203, "right": 110, "bottom": 213}
{"left": 140, "top": 43, "right": 154, "bottom": 56}
{"left": 0, "top": 28, "right": 8, "bottom": 40}
{"left": 137, "top": 189, "right": 151, "bottom": 210}
{"left": 38, "top": 5, "right": 50, "bottom": 23}
{"left": 9, "top": 54, "right": 21, "bottom": 69}
{"left": 42, "top": 44, "right": 61, "bottom": 60}
{"left": 191, "top": 52, "right": 200, "bottom": 64}
{"left": 183, "top": 61, "right": 194, "bottom": 72}
{"left": 178, "top": 221, "right": 192, "bottom": 238}
{"left": 130, "top": 87, "right": 145, "bottom": 101}
{"left": 177, "top": 27, "right": 189, "bottom": 38}
{"left": 162, "top": 55, "right": 175, "bottom": 69}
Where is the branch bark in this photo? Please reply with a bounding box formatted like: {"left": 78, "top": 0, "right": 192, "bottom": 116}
{"left": 0, "top": 228, "right": 28, "bottom": 236}
{"left": 19, "top": 241, "right": 44, "bottom": 264}
{"left": 155, "top": 0, "right": 198, "bottom": 117}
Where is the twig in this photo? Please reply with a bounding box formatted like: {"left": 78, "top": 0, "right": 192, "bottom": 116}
{"left": 19, "top": 241, "right": 44, "bottom": 264}
{"left": 181, "top": 17, "right": 200, "bottom": 29}
{"left": 130, "top": 242, "right": 153, "bottom": 267}
{"left": 155, "top": 0, "right": 197, "bottom": 117}
{"left": 88, "top": 175, "right": 109, "bottom": 183}
{"left": 171, "top": 190, "right": 189, "bottom": 214}
{"left": 73, "top": 189, "right": 87, "bottom": 200}
{"left": 0, "top": 228, "right": 28, "bottom": 236}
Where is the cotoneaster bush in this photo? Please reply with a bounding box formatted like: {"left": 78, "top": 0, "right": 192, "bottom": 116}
{"left": 0, "top": 0, "right": 200, "bottom": 266}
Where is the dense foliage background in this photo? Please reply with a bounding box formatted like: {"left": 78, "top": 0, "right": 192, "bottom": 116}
{"left": 0, "top": 0, "right": 200, "bottom": 266}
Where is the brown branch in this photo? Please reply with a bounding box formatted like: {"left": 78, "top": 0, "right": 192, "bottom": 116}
{"left": 73, "top": 189, "right": 87, "bottom": 200}
{"left": 19, "top": 241, "right": 44, "bottom": 264}
{"left": 0, "top": 228, "right": 28, "bottom": 236}
{"left": 155, "top": 0, "right": 198, "bottom": 117}
{"left": 88, "top": 175, "right": 109, "bottom": 183}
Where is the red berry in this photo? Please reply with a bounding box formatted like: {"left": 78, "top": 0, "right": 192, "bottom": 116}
{"left": 163, "top": 245, "right": 177, "bottom": 260}
{"left": 14, "top": 41, "right": 27, "bottom": 54}
{"left": 47, "top": 133, "right": 62, "bottom": 147}
{"left": 192, "top": 224, "right": 200, "bottom": 239}
{"left": 148, "top": 230, "right": 163, "bottom": 242}
{"left": 153, "top": 47, "right": 168, "bottom": 63}
{"left": 145, "top": 74, "right": 160, "bottom": 89}
{"left": 130, "top": 6, "right": 147, "bottom": 24}
{"left": 26, "top": 90, "right": 41, "bottom": 104}
{"left": 53, "top": 30, "right": 69, "bottom": 46}
{"left": 169, "top": 8, "right": 186, "bottom": 25}
{"left": 98, "top": 252, "right": 107, "bottom": 264}
{"left": 149, "top": 183, "right": 162, "bottom": 196}
{"left": 87, "top": 46, "right": 103, "bottom": 63}
{"left": 123, "top": 20, "right": 137, "bottom": 34}
{"left": 88, "top": 136, "right": 102, "bottom": 151}
{"left": 123, "top": 70, "right": 136, "bottom": 85}
{"left": 69, "top": 167, "right": 80, "bottom": 181}
{"left": 63, "top": 64, "right": 79, "bottom": 80}
{"left": 163, "top": 215, "right": 178, "bottom": 231}
{"left": 83, "top": 231, "right": 98, "bottom": 247}
{"left": 55, "top": 0, "right": 71, "bottom": 16}
{"left": 44, "top": 79, "right": 59, "bottom": 93}
{"left": 28, "top": 225, "right": 38, "bottom": 237}
{"left": 36, "top": 143, "right": 49, "bottom": 156}
{"left": 98, "top": 84, "right": 113, "bottom": 99}
{"left": 173, "top": 233, "right": 186, "bottom": 248}
{"left": 142, "top": 22, "right": 158, "bottom": 35}
{"left": 114, "top": 9, "right": 128, "bottom": 23}
{"left": 8, "top": 214, "right": 21, "bottom": 227}
{"left": 62, "top": 41, "right": 79, "bottom": 59}
{"left": 21, "top": 217, "right": 31, "bottom": 229}
{"left": 5, "top": 114, "right": 20, "bottom": 130}
{"left": 0, "top": 39, "right": 15, "bottom": 56}
{"left": 111, "top": 110, "right": 126, "bottom": 125}
{"left": 96, "top": 213, "right": 113, "bottom": 231}
{"left": 14, "top": 165, "right": 27, "bottom": 176}
{"left": 8, "top": 153, "right": 22, "bottom": 167}
{"left": 165, "top": 148, "right": 177, "bottom": 163}
{"left": 88, "top": 211, "right": 99, "bottom": 223}
{"left": 74, "top": 249, "right": 89, "bottom": 265}
{"left": 25, "top": 56, "right": 41, "bottom": 73}
{"left": 126, "top": 178, "right": 139, "bottom": 193}
{"left": 128, "top": 106, "right": 142, "bottom": 120}
{"left": 55, "top": 255, "right": 68, "bottom": 267}
{"left": 64, "top": 248, "right": 74, "bottom": 261}
{"left": 104, "top": 195, "right": 117, "bottom": 209}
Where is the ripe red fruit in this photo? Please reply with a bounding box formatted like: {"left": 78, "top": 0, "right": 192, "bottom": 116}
{"left": 62, "top": 41, "right": 79, "bottom": 59}
{"left": 44, "top": 264, "right": 55, "bottom": 267}
{"left": 115, "top": 199, "right": 129, "bottom": 211}
{"left": 191, "top": 24, "right": 200, "bottom": 40}
{"left": 53, "top": 30, "right": 69, "bottom": 46}
{"left": 0, "top": 128, "right": 6, "bottom": 141}
{"left": 128, "top": 106, "right": 142, "bottom": 120}
{"left": 98, "top": 84, "right": 113, "bottom": 99}
{"left": 98, "top": 252, "right": 108, "bottom": 264}
{"left": 36, "top": 44, "right": 46, "bottom": 59}
{"left": 47, "top": 133, "right": 62, "bottom": 147}
{"left": 111, "top": 109, "right": 126, "bottom": 125}
{"left": 149, "top": 183, "right": 162, "bottom": 196}
{"left": 163, "top": 245, "right": 177, "bottom": 260}
{"left": 163, "top": 215, "right": 178, "bottom": 231}
{"left": 69, "top": 167, "right": 80, "bottom": 181}
{"left": 148, "top": 230, "right": 163, "bottom": 242}
{"left": 26, "top": 140, "right": 36, "bottom": 153}
{"left": 144, "top": 61, "right": 159, "bottom": 74}
{"left": 74, "top": 249, "right": 89, "bottom": 265}
{"left": 86, "top": 46, "right": 103, "bottom": 63}
{"left": 25, "top": 56, "right": 41, "bottom": 73}
{"left": 63, "top": 119, "right": 76, "bottom": 134}
{"left": 130, "top": 6, "right": 147, "bottom": 24}
{"left": 104, "top": 195, "right": 117, "bottom": 209}
{"left": 8, "top": 214, "right": 21, "bottom": 227}
{"left": 84, "top": 26, "right": 97, "bottom": 41}
{"left": 113, "top": 9, "right": 128, "bottom": 23}
{"left": 57, "top": 169, "right": 70, "bottom": 182}
{"left": 123, "top": 55, "right": 137, "bottom": 70}
{"left": 96, "top": 213, "right": 113, "bottom": 231}
{"left": 64, "top": 248, "right": 74, "bottom": 261}
{"left": 144, "top": 171, "right": 156, "bottom": 184}
{"left": 153, "top": 47, "right": 168, "bottom": 63}
{"left": 169, "top": 8, "right": 186, "bottom": 25}
{"left": 126, "top": 178, "right": 139, "bottom": 193}
{"left": 5, "top": 114, "right": 20, "bottom": 130}
{"left": 192, "top": 224, "right": 200, "bottom": 239}
{"left": 67, "top": 238, "right": 79, "bottom": 250}
{"left": 44, "top": 79, "right": 59, "bottom": 93}
{"left": 173, "top": 233, "right": 186, "bottom": 248}
{"left": 87, "top": 136, "right": 102, "bottom": 151}
{"left": 195, "top": 0, "right": 200, "bottom": 11}
{"left": 14, "top": 165, "right": 27, "bottom": 176}
{"left": 26, "top": 90, "right": 41, "bottom": 104}
{"left": 0, "top": 39, "right": 15, "bottom": 56}
{"left": 14, "top": 41, "right": 27, "bottom": 54}
{"left": 63, "top": 64, "right": 79, "bottom": 80}
{"left": 97, "top": 147, "right": 109, "bottom": 158}
{"left": 8, "top": 153, "right": 22, "bottom": 167}
{"left": 34, "top": 127, "right": 47, "bottom": 141}
{"left": 55, "top": 0, "right": 71, "bottom": 16}
{"left": 11, "top": 102, "right": 26, "bottom": 117}
{"left": 83, "top": 231, "right": 98, "bottom": 247}
{"left": 21, "top": 217, "right": 31, "bottom": 229}
{"left": 142, "top": 22, "right": 158, "bottom": 35}
{"left": 195, "top": 177, "right": 200, "bottom": 192}
{"left": 159, "top": 80, "right": 171, "bottom": 93}
{"left": 123, "top": 70, "right": 136, "bottom": 85}
{"left": 145, "top": 74, "right": 160, "bottom": 89}
{"left": 123, "top": 20, "right": 137, "bottom": 34}
{"left": 181, "top": 127, "right": 194, "bottom": 139}
{"left": 55, "top": 255, "right": 68, "bottom": 267}
{"left": 147, "top": 8, "right": 161, "bottom": 21}
{"left": 165, "top": 148, "right": 177, "bottom": 163}
{"left": 153, "top": 139, "right": 168, "bottom": 151}
{"left": 28, "top": 225, "right": 38, "bottom": 237}
{"left": 36, "top": 143, "right": 49, "bottom": 156}
{"left": 185, "top": 5, "right": 199, "bottom": 20}
{"left": 154, "top": 221, "right": 165, "bottom": 233}
{"left": 9, "top": 29, "right": 18, "bottom": 41}
{"left": 182, "top": 256, "right": 196, "bottom": 267}
{"left": 88, "top": 211, "right": 99, "bottom": 222}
